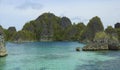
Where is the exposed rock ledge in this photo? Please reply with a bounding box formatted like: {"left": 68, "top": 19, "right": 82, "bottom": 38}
{"left": 82, "top": 43, "right": 108, "bottom": 51}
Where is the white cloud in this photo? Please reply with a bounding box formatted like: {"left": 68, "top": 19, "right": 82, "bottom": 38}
{"left": 0, "top": 0, "right": 120, "bottom": 30}
{"left": 0, "top": 0, "right": 43, "bottom": 10}
{"left": 16, "top": 1, "right": 43, "bottom": 10}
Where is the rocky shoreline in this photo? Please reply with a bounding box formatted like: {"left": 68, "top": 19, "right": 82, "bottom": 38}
{"left": 82, "top": 25, "right": 120, "bottom": 51}
{"left": 82, "top": 43, "right": 108, "bottom": 51}
{"left": 82, "top": 43, "right": 120, "bottom": 51}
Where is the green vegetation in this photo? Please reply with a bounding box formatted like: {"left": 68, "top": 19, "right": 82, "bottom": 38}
{"left": 22, "top": 12, "right": 85, "bottom": 41}
{"left": 94, "top": 30, "right": 118, "bottom": 43}
{"left": 80, "top": 16, "right": 104, "bottom": 42}
{"left": 4, "top": 27, "right": 16, "bottom": 41}
{"left": 94, "top": 32, "right": 109, "bottom": 40}
{"left": 105, "top": 26, "right": 116, "bottom": 34}
{"left": 105, "top": 26, "right": 118, "bottom": 41}
{"left": 1, "top": 12, "right": 120, "bottom": 42}
{"left": 11, "top": 30, "right": 36, "bottom": 42}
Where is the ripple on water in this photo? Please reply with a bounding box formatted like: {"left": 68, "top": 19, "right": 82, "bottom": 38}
{"left": 74, "top": 51, "right": 118, "bottom": 70}
{"left": 1, "top": 42, "right": 120, "bottom": 70}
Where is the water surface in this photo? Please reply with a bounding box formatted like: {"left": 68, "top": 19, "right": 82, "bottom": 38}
{"left": 0, "top": 42, "right": 120, "bottom": 70}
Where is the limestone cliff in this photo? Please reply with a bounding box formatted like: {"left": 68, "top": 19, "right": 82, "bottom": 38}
{"left": 81, "top": 16, "right": 104, "bottom": 42}
{"left": 0, "top": 27, "right": 7, "bottom": 57}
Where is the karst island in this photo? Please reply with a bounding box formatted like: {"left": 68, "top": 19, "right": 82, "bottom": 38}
{"left": 0, "top": 0, "right": 120, "bottom": 70}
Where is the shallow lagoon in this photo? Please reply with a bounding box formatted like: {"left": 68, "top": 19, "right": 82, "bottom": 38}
{"left": 0, "top": 42, "right": 120, "bottom": 70}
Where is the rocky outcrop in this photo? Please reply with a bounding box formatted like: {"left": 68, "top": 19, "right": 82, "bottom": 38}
{"left": 22, "top": 12, "right": 74, "bottom": 41}
{"left": 82, "top": 32, "right": 120, "bottom": 51}
{"left": 83, "top": 43, "right": 108, "bottom": 51}
{"left": 60, "top": 17, "right": 72, "bottom": 29}
{"left": 115, "top": 23, "right": 120, "bottom": 41}
{"left": 76, "top": 47, "right": 81, "bottom": 51}
{"left": 0, "top": 27, "right": 7, "bottom": 57}
{"left": 108, "top": 43, "right": 120, "bottom": 50}
{"left": 115, "top": 23, "right": 120, "bottom": 28}
{"left": 81, "top": 16, "right": 104, "bottom": 42}
{"left": 8, "top": 27, "right": 16, "bottom": 32}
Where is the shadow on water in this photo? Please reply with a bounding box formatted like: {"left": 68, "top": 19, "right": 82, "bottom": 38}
{"left": 0, "top": 57, "right": 6, "bottom": 70}
{"left": 41, "top": 54, "right": 70, "bottom": 60}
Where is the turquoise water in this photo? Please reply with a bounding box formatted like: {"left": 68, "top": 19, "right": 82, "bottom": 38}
{"left": 0, "top": 42, "right": 120, "bottom": 70}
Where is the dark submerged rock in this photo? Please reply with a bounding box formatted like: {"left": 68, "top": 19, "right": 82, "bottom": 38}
{"left": 76, "top": 47, "right": 81, "bottom": 51}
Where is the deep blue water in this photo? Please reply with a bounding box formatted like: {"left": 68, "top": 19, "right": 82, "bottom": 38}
{"left": 0, "top": 42, "right": 120, "bottom": 70}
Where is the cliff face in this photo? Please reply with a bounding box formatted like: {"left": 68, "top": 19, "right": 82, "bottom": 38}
{"left": 0, "top": 27, "right": 7, "bottom": 57}
{"left": 3, "top": 12, "right": 85, "bottom": 42}
{"left": 22, "top": 13, "right": 74, "bottom": 41}
{"left": 81, "top": 16, "right": 104, "bottom": 42}
{"left": 35, "top": 13, "right": 61, "bottom": 41}
{"left": 60, "top": 17, "right": 72, "bottom": 29}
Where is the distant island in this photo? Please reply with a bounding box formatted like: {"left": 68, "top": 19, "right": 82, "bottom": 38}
{"left": 2, "top": 12, "right": 86, "bottom": 42}
{"left": 1, "top": 12, "right": 120, "bottom": 56}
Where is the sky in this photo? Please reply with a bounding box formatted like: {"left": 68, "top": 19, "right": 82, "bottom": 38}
{"left": 0, "top": 0, "right": 120, "bottom": 30}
